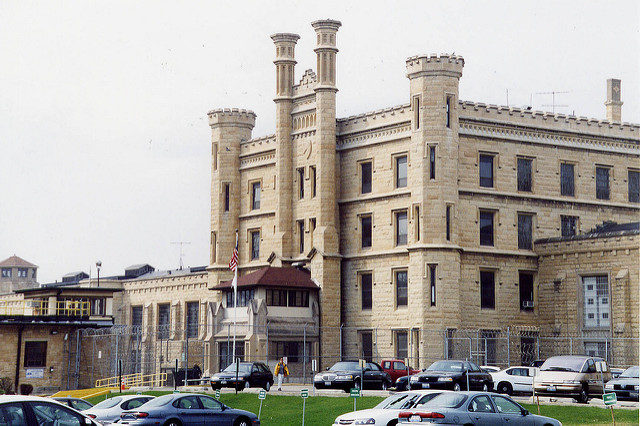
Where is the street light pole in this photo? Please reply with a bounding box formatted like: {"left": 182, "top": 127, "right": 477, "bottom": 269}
{"left": 96, "top": 261, "right": 102, "bottom": 288}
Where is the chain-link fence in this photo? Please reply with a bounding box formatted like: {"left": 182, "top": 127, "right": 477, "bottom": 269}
{"left": 68, "top": 324, "right": 638, "bottom": 390}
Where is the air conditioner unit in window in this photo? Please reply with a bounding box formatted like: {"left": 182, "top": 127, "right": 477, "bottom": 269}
{"left": 523, "top": 301, "right": 535, "bottom": 309}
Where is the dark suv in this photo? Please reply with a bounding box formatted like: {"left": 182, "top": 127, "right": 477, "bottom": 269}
{"left": 409, "top": 360, "right": 493, "bottom": 391}
{"left": 210, "top": 362, "right": 274, "bottom": 391}
{"left": 314, "top": 361, "right": 392, "bottom": 392}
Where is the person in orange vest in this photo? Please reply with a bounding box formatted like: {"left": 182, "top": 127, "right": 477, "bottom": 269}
{"left": 274, "top": 357, "right": 289, "bottom": 391}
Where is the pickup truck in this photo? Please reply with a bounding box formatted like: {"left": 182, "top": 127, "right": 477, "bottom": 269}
{"left": 381, "top": 359, "right": 420, "bottom": 385}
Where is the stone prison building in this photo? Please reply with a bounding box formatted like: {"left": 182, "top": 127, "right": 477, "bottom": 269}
{"left": 1, "top": 18, "right": 638, "bottom": 392}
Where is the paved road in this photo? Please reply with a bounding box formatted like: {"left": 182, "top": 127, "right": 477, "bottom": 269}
{"left": 160, "top": 383, "right": 639, "bottom": 410}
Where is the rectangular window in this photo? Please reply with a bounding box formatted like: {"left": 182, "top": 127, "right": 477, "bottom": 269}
{"left": 414, "top": 205, "right": 420, "bottom": 241}
{"left": 17, "top": 268, "right": 28, "bottom": 278}
{"left": 24, "top": 341, "right": 47, "bottom": 367}
{"left": 429, "top": 265, "right": 437, "bottom": 307}
{"left": 561, "top": 215, "right": 578, "bottom": 237}
{"left": 90, "top": 298, "right": 106, "bottom": 316}
{"left": 413, "top": 95, "right": 420, "bottom": 130}
{"left": 298, "top": 220, "right": 305, "bottom": 254}
{"left": 157, "top": 304, "right": 170, "bottom": 339}
{"left": 596, "top": 166, "right": 610, "bottom": 200}
{"left": 517, "top": 158, "right": 533, "bottom": 192}
{"left": 479, "top": 210, "right": 494, "bottom": 246}
{"left": 227, "top": 289, "right": 254, "bottom": 307}
{"left": 517, "top": 213, "right": 533, "bottom": 250}
{"left": 250, "top": 230, "right": 260, "bottom": 260}
{"left": 361, "top": 161, "right": 372, "bottom": 194}
{"left": 269, "top": 341, "right": 311, "bottom": 364}
{"left": 213, "top": 143, "right": 218, "bottom": 170}
{"left": 479, "top": 154, "right": 494, "bottom": 188}
{"left": 583, "top": 275, "right": 610, "bottom": 328}
{"left": 266, "top": 289, "right": 287, "bottom": 307}
{"left": 361, "top": 273, "right": 372, "bottom": 310}
{"left": 1, "top": 268, "right": 11, "bottom": 278}
{"left": 298, "top": 168, "right": 305, "bottom": 199}
{"left": 310, "top": 166, "right": 316, "bottom": 198}
{"left": 445, "top": 205, "right": 451, "bottom": 241}
{"left": 480, "top": 270, "right": 495, "bottom": 310}
{"left": 560, "top": 163, "right": 575, "bottom": 196}
{"left": 395, "top": 155, "right": 407, "bottom": 188}
{"left": 396, "top": 331, "right": 408, "bottom": 359}
{"left": 520, "top": 336, "right": 536, "bottom": 366}
{"left": 360, "top": 215, "right": 372, "bottom": 249}
{"left": 446, "top": 329, "right": 455, "bottom": 359}
{"left": 519, "top": 272, "right": 534, "bottom": 311}
{"left": 186, "top": 301, "right": 199, "bottom": 338}
{"left": 395, "top": 270, "right": 408, "bottom": 307}
{"left": 445, "top": 96, "right": 452, "bottom": 128}
{"left": 361, "top": 332, "right": 373, "bottom": 362}
{"left": 481, "top": 330, "right": 497, "bottom": 365}
{"left": 219, "top": 341, "right": 245, "bottom": 371}
{"left": 288, "top": 290, "right": 310, "bottom": 307}
{"left": 251, "top": 182, "right": 261, "bottom": 210}
{"left": 224, "top": 183, "right": 230, "bottom": 212}
{"left": 131, "top": 306, "right": 143, "bottom": 329}
{"left": 395, "top": 210, "right": 408, "bottom": 246}
{"left": 211, "top": 231, "right": 217, "bottom": 264}
{"left": 429, "top": 146, "right": 436, "bottom": 179}
{"left": 629, "top": 170, "right": 639, "bottom": 203}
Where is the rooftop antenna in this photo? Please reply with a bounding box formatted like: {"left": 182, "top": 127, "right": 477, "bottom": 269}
{"left": 170, "top": 241, "right": 191, "bottom": 270}
{"left": 536, "top": 90, "right": 570, "bottom": 114}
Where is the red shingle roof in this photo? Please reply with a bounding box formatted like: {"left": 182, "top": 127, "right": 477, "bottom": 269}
{"left": 0, "top": 255, "right": 37, "bottom": 268}
{"left": 215, "top": 267, "right": 319, "bottom": 290}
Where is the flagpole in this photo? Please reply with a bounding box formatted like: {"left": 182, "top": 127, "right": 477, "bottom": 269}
{"left": 232, "top": 229, "right": 238, "bottom": 367}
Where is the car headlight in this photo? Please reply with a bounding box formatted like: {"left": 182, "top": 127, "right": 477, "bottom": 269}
{"left": 634, "top": 385, "right": 639, "bottom": 391}
{"left": 605, "top": 384, "right": 613, "bottom": 390}
{"left": 563, "top": 380, "right": 580, "bottom": 384}
{"left": 438, "top": 377, "right": 453, "bottom": 382}
{"left": 410, "top": 376, "right": 418, "bottom": 382}
{"left": 337, "top": 375, "right": 353, "bottom": 380}
{"left": 211, "top": 378, "right": 219, "bottom": 381}
{"left": 354, "top": 419, "right": 375, "bottom": 425}
{"left": 314, "top": 374, "right": 323, "bottom": 380}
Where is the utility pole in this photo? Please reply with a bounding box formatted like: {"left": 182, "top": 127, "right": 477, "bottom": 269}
{"left": 170, "top": 242, "right": 191, "bottom": 270}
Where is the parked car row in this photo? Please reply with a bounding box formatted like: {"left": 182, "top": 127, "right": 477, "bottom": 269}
{"left": 314, "top": 360, "right": 393, "bottom": 392}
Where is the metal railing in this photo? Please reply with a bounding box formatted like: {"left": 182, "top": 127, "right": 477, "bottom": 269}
{"left": 95, "top": 372, "right": 168, "bottom": 388}
{"left": 0, "top": 299, "right": 90, "bottom": 317}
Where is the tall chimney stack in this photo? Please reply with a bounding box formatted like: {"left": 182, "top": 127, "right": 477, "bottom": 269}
{"left": 605, "top": 78, "right": 623, "bottom": 122}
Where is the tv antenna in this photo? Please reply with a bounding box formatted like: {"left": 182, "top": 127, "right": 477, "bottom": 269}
{"left": 535, "top": 90, "right": 570, "bottom": 114}
{"left": 170, "top": 241, "right": 191, "bottom": 270}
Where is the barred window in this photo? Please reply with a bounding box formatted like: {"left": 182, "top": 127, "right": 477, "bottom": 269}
{"left": 250, "top": 231, "right": 260, "bottom": 260}
{"left": 629, "top": 170, "right": 639, "bottom": 203}
{"left": 429, "top": 265, "right": 437, "bottom": 307}
{"left": 517, "top": 158, "right": 533, "bottom": 192}
{"left": 131, "top": 306, "right": 143, "bottom": 329}
{"left": 395, "top": 331, "right": 408, "bottom": 359}
{"left": 361, "top": 162, "right": 372, "bottom": 194}
{"left": 310, "top": 166, "right": 316, "bottom": 198}
{"left": 517, "top": 214, "right": 533, "bottom": 250}
{"left": 361, "top": 215, "right": 372, "bottom": 249}
{"left": 361, "top": 273, "right": 372, "bottom": 310}
{"left": 596, "top": 167, "right": 610, "bottom": 200}
{"left": 560, "top": 163, "right": 575, "bottom": 196}
{"left": 157, "top": 304, "right": 170, "bottom": 339}
{"left": 429, "top": 146, "right": 436, "bottom": 179}
{"left": 24, "top": 341, "right": 47, "bottom": 367}
{"left": 251, "top": 182, "right": 261, "bottom": 210}
{"left": 395, "top": 210, "right": 408, "bottom": 246}
{"left": 288, "top": 290, "right": 309, "bottom": 307}
{"left": 480, "top": 271, "right": 495, "bottom": 310}
{"left": 583, "top": 275, "right": 609, "bottom": 328}
{"left": 395, "top": 270, "right": 408, "bottom": 307}
{"left": 561, "top": 215, "right": 578, "bottom": 237}
{"left": 395, "top": 156, "right": 407, "bottom": 188}
{"left": 186, "top": 301, "right": 199, "bottom": 338}
{"left": 266, "top": 289, "right": 287, "bottom": 306}
{"left": 17, "top": 268, "right": 28, "bottom": 278}
{"left": 519, "top": 272, "right": 534, "bottom": 311}
{"left": 479, "top": 211, "right": 494, "bottom": 246}
{"left": 224, "top": 183, "right": 230, "bottom": 211}
{"left": 226, "top": 289, "right": 254, "bottom": 307}
{"left": 298, "top": 168, "right": 305, "bottom": 199}
{"left": 479, "top": 154, "right": 494, "bottom": 188}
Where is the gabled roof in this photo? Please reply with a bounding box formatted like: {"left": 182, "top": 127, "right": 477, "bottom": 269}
{"left": 214, "top": 267, "right": 319, "bottom": 290}
{"left": 0, "top": 255, "right": 37, "bottom": 268}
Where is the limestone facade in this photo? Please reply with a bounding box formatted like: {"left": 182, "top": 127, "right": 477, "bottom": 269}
{"left": 209, "top": 19, "right": 640, "bottom": 369}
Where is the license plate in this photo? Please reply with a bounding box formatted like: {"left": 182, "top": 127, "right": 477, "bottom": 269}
{"left": 546, "top": 385, "right": 556, "bottom": 391}
{"left": 422, "top": 383, "right": 429, "bottom": 389}
{"left": 221, "top": 380, "right": 227, "bottom": 384}
{"left": 325, "top": 381, "right": 331, "bottom": 386}
{"left": 410, "top": 414, "right": 422, "bottom": 422}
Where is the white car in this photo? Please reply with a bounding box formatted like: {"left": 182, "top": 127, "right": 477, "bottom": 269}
{"left": 84, "top": 394, "right": 154, "bottom": 424}
{"left": 490, "top": 366, "right": 539, "bottom": 395}
{"left": 0, "top": 394, "right": 101, "bottom": 425}
{"left": 333, "top": 390, "right": 447, "bottom": 426}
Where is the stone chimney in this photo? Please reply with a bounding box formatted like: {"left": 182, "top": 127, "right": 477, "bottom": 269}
{"left": 605, "top": 78, "right": 622, "bottom": 122}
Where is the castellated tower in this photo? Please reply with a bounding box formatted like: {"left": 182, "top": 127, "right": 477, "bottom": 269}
{"left": 208, "top": 108, "right": 256, "bottom": 290}
{"left": 406, "top": 55, "right": 465, "bottom": 356}
{"left": 272, "top": 33, "right": 300, "bottom": 258}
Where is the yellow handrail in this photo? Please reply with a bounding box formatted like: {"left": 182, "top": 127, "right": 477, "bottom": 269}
{"left": 95, "top": 372, "right": 168, "bottom": 388}
{"left": 0, "top": 300, "right": 90, "bottom": 317}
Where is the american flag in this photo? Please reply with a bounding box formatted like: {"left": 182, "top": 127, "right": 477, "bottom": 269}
{"left": 228, "top": 244, "right": 238, "bottom": 272}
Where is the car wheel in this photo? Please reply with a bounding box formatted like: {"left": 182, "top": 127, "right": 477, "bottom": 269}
{"left": 244, "top": 380, "right": 250, "bottom": 389}
{"left": 577, "top": 385, "right": 589, "bottom": 403}
{"left": 482, "top": 382, "right": 489, "bottom": 392}
{"left": 381, "top": 381, "right": 388, "bottom": 391}
{"left": 164, "top": 420, "right": 181, "bottom": 426}
{"left": 386, "top": 420, "right": 398, "bottom": 426}
{"left": 234, "top": 416, "right": 250, "bottom": 426}
{"left": 353, "top": 379, "right": 361, "bottom": 390}
{"left": 453, "top": 383, "right": 461, "bottom": 392}
{"left": 497, "top": 382, "right": 513, "bottom": 395}
{"left": 264, "top": 381, "right": 271, "bottom": 391}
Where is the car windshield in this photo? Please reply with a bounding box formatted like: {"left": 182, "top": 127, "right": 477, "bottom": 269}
{"left": 143, "top": 395, "right": 174, "bottom": 407}
{"left": 540, "top": 357, "right": 585, "bottom": 373}
{"left": 427, "top": 361, "right": 464, "bottom": 372}
{"left": 222, "top": 363, "right": 252, "bottom": 374}
{"left": 92, "top": 396, "right": 123, "bottom": 409}
{"left": 374, "top": 393, "right": 420, "bottom": 410}
{"left": 620, "top": 366, "right": 639, "bottom": 378}
{"left": 330, "top": 362, "right": 359, "bottom": 371}
{"left": 418, "top": 393, "right": 468, "bottom": 409}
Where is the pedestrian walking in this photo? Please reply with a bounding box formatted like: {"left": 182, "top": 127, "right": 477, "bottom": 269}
{"left": 274, "top": 357, "right": 289, "bottom": 391}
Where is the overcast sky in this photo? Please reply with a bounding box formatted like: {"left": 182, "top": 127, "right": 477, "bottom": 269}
{"left": 1, "top": 1, "right": 638, "bottom": 283}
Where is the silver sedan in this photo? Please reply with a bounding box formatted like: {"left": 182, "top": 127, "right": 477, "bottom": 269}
{"left": 84, "top": 394, "right": 155, "bottom": 424}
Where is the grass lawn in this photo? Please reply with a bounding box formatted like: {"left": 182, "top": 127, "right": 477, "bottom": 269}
{"left": 87, "top": 391, "right": 639, "bottom": 426}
